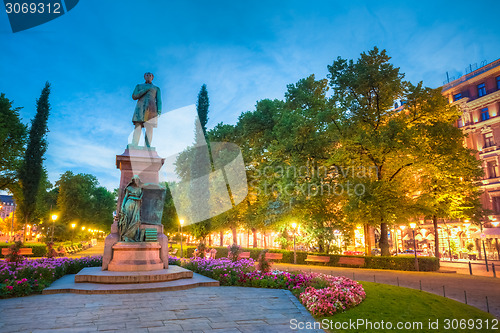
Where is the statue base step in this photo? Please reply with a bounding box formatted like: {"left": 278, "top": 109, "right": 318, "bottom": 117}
{"left": 107, "top": 242, "right": 164, "bottom": 272}
{"left": 75, "top": 266, "right": 193, "bottom": 284}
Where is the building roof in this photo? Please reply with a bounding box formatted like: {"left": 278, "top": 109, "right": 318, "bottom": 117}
{"left": 442, "top": 58, "right": 500, "bottom": 92}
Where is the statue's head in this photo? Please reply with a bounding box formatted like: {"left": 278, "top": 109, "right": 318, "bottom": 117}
{"left": 144, "top": 72, "right": 154, "bottom": 84}
{"left": 131, "top": 175, "right": 141, "bottom": 186}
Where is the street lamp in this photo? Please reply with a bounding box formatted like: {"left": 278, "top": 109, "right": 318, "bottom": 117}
{"left": 399, "top": 225, "right": 406, "bottom": 252}
{"left": 51, "top": 214, "right": 58, "bottom": 242}
{"left": 291, "top": 222, "right": 297, "bottom": 264}
{"left": 409, "top": 223, "right": 419, "bottom": 271}
{"left": 71, "top": 223, "right": 76, "bottom": 244}
{"left": 179, "top": 219, "right": 184, "bottom": 258}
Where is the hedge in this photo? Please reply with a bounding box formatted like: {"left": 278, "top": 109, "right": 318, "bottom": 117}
{"left": 0, "top": 243, "right": 47, "bottom": 258}
{"left": 174, "top": 245, "right": 439, "bottom": 272}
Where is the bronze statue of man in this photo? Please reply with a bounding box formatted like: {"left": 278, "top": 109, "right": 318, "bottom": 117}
{"left": 131, "top": 72, "right": 162, "bottom": 147}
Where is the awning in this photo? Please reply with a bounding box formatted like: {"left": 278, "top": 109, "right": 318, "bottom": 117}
{"left": 415, "top": 234, "right": 424, "bottom": 241}
{"left": 470, "top": 228, "right": 500, "bottom": 239}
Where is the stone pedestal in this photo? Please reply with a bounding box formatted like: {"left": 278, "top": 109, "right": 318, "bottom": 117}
{"left": 101, "top": 147, "right": 169, "bottom": 272}
{"left": 108, "top": 242, "right": 163, "bottom": 272}
{"left": 116, "top": 147, "right": 165, "bottom": 210}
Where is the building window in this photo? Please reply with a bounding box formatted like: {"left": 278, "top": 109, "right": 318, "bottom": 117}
{"left": 478, "top": 83, "right": 486, "bottom": 97}
{"left": 484, "top": 132, "right": 495, "bottom": 148}
{"left": 497, "top": 76, "right": 500, "bottom": 90}
{"left": 493, "top": 197, "right": 500, "bottom": 213}
{"left": 487, "top": 161, "right": 497, "bottom": 178}
{"left": 453, "top": 93, "right": 462, "bottom": 101}
{"left": 457, "top": 117, "right": 463, "bottom": 128}
{"left": 481, "top": 108, "right": 490, "bottom": 121}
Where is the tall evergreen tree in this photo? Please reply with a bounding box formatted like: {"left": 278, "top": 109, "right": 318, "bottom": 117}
{"left": 189, "top": 84, "right": 212, "bottom": 242}
{"left": 197, "top": 84, "right": 210, "bottom": 137}
{"left": 18, "top": 82, "right": 51, "bottom": 242}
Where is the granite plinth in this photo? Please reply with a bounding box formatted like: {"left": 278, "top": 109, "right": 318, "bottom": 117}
{"left": 75, "top": 266, "right": 193, "bottom": 284}
{"left": 107, "top": 242, "right": 164, "bottom": 271}
{"left": 43, "top": 271, "right": 219, "bottom": 295}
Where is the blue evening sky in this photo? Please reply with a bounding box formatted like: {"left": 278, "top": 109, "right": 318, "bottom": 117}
{"left": 1, "top": 0, "right": 499, "bottom": 191}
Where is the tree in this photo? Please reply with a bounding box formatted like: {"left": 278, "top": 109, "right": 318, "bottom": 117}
{"left": 189, "top": 84, "right": 212, "bottom": 242}
{"left": 405, "top": 84, "right": 484, "bottom": 257}
{"left": 56, "top": 171, "right": 115, "bottom": 233}
{"left": 327, "top": 48, "right": 421, "bottom": 255}
{"left": 0, "top": 93, "right": 27, "bottom": 192}
{"left": 18, "top": 82, "right": 51, "bottom": 241}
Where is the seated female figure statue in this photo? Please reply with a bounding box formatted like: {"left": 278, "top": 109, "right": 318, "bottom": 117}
{"left": 119, "top": 175, "right": 143, "bottom": 242}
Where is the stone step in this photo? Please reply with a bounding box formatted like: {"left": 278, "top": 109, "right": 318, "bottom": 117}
{"left": 75, "top": 266, "right": 193, "bottom": 284}
{"left": 43, "top": 272, "right": 219, "bottom": 295}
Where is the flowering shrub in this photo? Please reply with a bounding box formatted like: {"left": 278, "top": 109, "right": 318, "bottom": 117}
{"left": 0, "top": 256, "right": 102, "bottom": 298}
{"left": 184, "top": 257, "right": 255, "bottom": 285}
{"left": 177, "top": 255, "right": 365, "bottom": 317}
{"left": 299, "top": 275, "right": 366, "bottom": 316}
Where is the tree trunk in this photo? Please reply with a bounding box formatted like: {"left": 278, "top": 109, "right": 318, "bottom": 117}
{"left": 433, "top": 215, "right": 440, "bottom": 258}
{"left": 380, "top": 222, "right": 390, "bottom": 256}
{"left": 23, "top": 216, "right": 28, "bottom": 243}
{"left": 318, "top": 233, "right": 324, "bottom": 253}
{"left": 231, "top": 227, "right": 237, "bottom": 245}
{"left": 364, "top": 224, "right": 372, "bottom": 255}
{"left": 219, "top": 231, "right": 223, "bottom": 247}
{"left": 252, "top": 228, "right": 258, "bottom": 248}
{"left": 208, "top": 233, "right": 212, "bottom": 247}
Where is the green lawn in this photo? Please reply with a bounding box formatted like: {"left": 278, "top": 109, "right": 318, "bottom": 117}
{"left": 318, "top": 281, "right": 497, "bottom": 333}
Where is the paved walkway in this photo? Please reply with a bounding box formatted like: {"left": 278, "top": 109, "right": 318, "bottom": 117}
{"left": 0, "top": 287, "right": 321, "bottom": 333}
{"left": 274, "top": 263, "right": 500, "bottom": 319}
{"left": 72, "top": 244, "right": 500, "bottom": 318}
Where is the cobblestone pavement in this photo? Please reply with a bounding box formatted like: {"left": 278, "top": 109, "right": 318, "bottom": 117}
{"left": 0, "top": 287, "right": 323, "bottom": 333}
{"left": 275, "top": 263, "right": 500, "bottom": 319}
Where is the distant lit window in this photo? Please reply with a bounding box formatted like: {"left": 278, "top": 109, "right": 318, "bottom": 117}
{"left": 453, "top": 93, "right": 462, "bottom": 101}
{"left": 457, "top": 117, "right": 463, "bottom": 128}
{"left": 481, "top": 108, "right": 490, "bottom": 121}
{"left": 497, "top": 76, "right": 500, "bottom": 90}
{"left": 478, "top": 83, "right": 486, "bottom": 97}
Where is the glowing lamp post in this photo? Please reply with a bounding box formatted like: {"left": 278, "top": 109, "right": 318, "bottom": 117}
{"left": 179, "top": 219, "right": 184, "bottom": 258}
{"left": 71, "top": 223, "right": 76, "bottom": 244}
{"left": 291, "top": 222, "right": 298, "bottom": 264}
{"left": 51, "top": 214, "right": 58, "bottom": 242}
{"left": 410, "top": 223, "right": 419, "bottom": 271}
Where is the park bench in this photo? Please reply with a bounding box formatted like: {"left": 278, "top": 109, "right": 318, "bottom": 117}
{"left": 264, "top": 252, "right": 283, "bottom": 261}
{"left": 1, "top": 248, "right": 33, "bottom": 256}
{"left": 238, "top": 252, "right": 251, "bottom": 259}
{"left": 338, "top": 256, "right": 365, "bottom": 267}
{"left": 305, "top": 255, "right": 330, "bottom": 264}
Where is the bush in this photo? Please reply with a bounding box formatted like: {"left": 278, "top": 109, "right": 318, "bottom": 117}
{"left": 0, "top": 256, "right": 102, "bottom": 298}
{"left": 177, "top": 245, "right": 439, "bottom": 271}
{"left": 0, "top": 243, "right": 47, "bottom": 258}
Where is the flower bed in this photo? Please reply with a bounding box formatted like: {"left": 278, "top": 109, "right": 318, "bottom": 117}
{"left": 0, "top": 256, "right": 102, "bottom": 298}
{"left": 181, "top": 256, "right": 365, "bottom": 316}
